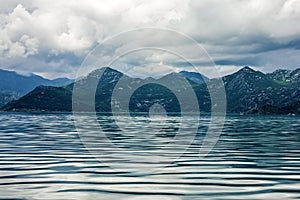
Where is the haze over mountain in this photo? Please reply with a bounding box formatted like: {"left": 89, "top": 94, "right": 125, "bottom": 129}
{"left": 2, "top": 66, "right": 299, "bottom": 115}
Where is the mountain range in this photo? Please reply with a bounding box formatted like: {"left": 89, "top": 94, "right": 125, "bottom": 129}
{"left": 179, "top": 70, "right": 208, "bottom": 84}
{"left": 0, "top": 69, "right": 73, "bottom": 107}
{"left": 1, "top": 66, "right": 300, "bottom": 114}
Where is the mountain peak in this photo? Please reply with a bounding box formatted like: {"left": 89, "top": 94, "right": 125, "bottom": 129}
{"left": 90, "top": 66, "right": 118, "bottom": 73}
{"left": 0, "top": 69, "right": 73, "bottom": 97}
{"left": 3, "top": 66, "right": 300, "bottom": 114}
{"left": 238, "top": 66, "right": 256, "bottom": 73}
{"left": 87, "top": 67, "right": 123, "bottom": 78}
{"left": 179, "top": 70, "right": 208, "bottom": 84}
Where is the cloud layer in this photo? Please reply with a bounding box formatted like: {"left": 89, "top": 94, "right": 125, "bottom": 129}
{"left": 0, "top": 0, "right": 299, "bottom": 78}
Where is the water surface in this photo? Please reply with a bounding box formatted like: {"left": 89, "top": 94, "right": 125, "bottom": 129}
{"left": 0, "top": 113, "right": 299, "bottom": 199}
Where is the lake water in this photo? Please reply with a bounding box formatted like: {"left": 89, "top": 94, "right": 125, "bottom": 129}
{"left": 0, "top": 113, "right": 299, "bottom": 199}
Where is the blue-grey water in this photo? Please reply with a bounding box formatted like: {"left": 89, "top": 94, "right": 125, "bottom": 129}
{"left": 0, "top": 113, "right": 299, "bottom": 199}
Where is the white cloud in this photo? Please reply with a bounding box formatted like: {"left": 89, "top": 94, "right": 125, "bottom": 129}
{"left": 0, "top": 0, "right": 299, "bottom": 78}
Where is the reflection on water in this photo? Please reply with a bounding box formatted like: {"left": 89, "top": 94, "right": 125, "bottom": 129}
{"left": 0, "top": 113, "right": 299, "bottom": 199}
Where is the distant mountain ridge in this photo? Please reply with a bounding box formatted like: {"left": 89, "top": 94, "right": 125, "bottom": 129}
{"left": 179, "top": 70, "right": 208, "bottom": 84}
{"left": 0, "top": 69, "right": 73, "bottom": 107}
{"left": 2, "top": 66, "right": 300, "bottom": 114}
{"left": 266, "top": 68, "right": 300, "bottom": 84}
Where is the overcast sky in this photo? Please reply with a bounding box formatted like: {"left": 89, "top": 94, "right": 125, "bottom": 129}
{"left": 0, "top": 0, "right": 300, "bottom": 79}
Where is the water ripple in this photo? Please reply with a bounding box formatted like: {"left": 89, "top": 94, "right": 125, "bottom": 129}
{"left": 0, "top": 113, "right": 299, "bottom": 199}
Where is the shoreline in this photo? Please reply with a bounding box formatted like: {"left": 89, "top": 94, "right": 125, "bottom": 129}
{"left": 0, "top": 110, "right": 298, "bottom": 116}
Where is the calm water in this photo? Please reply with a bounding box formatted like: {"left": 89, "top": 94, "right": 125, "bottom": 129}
{"left": 0, "top": 113, "right": 299, "bottom": 199}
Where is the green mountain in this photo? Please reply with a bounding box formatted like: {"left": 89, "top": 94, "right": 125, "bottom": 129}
{"left": 2, "top": 86, "right": 72, "bottom": 112}
{"left": 267, "top": 68, "right": 300, "bottom": 84}
{"left": 0, "top": 92, "right": 17, "bottom": 108}
{"left": 222, "top": 67, "right": 300, "bottom": 114}
{"left": 2, "top": 67, "right": 300, "bottom": 114}
{"left": 179, "top": 70, "right": 208, "bottom": 84}
{"left": 0, "top": 69, "right": 73, "bottom": 107}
